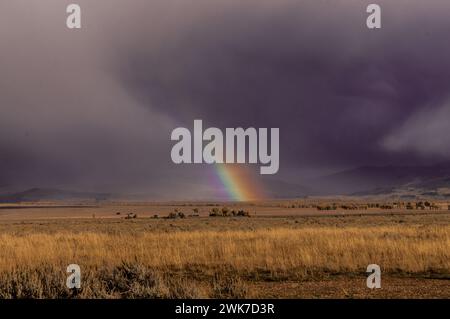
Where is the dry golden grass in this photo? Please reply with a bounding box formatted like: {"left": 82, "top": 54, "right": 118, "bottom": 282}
{"left": 0, "top": 206, "right": 449, "bottom": 298}
{"left": 0, "top": 224, "right": 448, "bottom": 298}
{"left": 0, "top": 225, "right": 448, "bottom": 273}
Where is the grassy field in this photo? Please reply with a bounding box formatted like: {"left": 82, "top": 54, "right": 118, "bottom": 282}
{"left": 0, "top": 202, "right": 448, "bottom": 298}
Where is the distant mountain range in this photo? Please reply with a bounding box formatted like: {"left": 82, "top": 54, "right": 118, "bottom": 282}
{"left": 0, "top": 188, "right": 112, "bottom": 203}
{"left": 308, "top": 162, "right": 450, "bottom": 197}
{"left": 2, "top": 162, "right": 450, "bottom": 202}
{"left": 262, "top": 179, "right": 312, "bottom": 199}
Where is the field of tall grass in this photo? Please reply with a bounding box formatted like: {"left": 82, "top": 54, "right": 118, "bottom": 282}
{"left": 0, "top": 224, "right": 448, "bottom": 298}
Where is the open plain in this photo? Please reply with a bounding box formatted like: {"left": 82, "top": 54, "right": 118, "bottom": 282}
{"left": 0, "top": 200, "right": 448, "bottom": 298}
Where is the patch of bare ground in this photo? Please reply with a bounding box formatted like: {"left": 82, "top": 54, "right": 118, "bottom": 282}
{"left": 248, "top": 276, "right": 450, "bottom": 298}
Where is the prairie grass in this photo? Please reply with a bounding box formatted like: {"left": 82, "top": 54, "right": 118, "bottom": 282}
{"left": 0, "top": 225, "right": 448, "bottom": 272}
{"left": 0, "top": 224, "right": 448, "bottom": 298}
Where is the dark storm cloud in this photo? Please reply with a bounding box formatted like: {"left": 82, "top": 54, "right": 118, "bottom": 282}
{"left": 1, "top": 0, "right": 450, "bottom": 197}
{"left": 0, "top": 0, "right": 179, "bottom": 195}
{"left": 118, "top": 0, "right": 450, "bottom": 171}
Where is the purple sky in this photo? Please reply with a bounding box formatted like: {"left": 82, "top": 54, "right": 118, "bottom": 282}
{"left": 1, "top": 0, "right": 450, "bottom": 199}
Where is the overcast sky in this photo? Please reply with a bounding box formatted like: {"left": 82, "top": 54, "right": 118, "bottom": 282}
{"left": 1, "top": 0, "right": 450, "bottom": 199}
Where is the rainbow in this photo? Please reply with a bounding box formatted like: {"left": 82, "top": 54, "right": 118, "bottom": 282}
{"left": 214, "top": 164, "right": 266, "bottom": 201}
